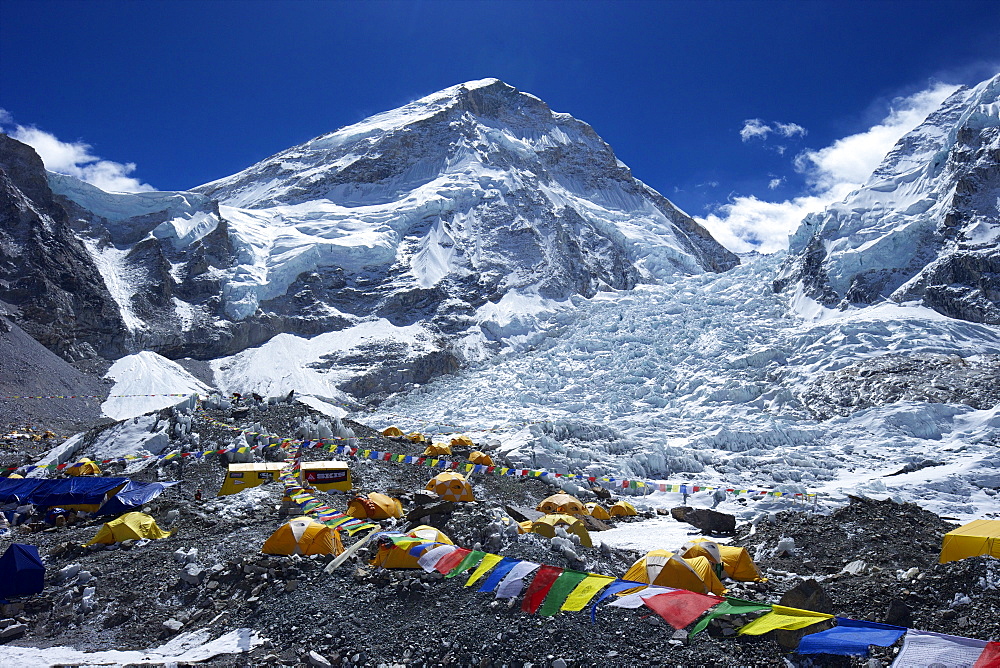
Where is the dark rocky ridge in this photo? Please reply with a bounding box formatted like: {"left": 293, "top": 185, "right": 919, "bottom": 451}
{"left": 0, "top": 135, "right": 128, "bottom": 361}
{"left": 800, "top": 352, "right": 1000, "bottom": 420}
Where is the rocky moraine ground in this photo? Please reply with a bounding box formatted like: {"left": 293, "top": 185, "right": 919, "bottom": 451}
{"left": 0, "top": 397, "right": 996, "bottom": 668}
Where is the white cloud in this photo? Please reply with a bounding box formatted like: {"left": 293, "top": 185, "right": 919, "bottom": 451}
{"left": 774, "top": 121, "right": 807, "bottom": 138}
{"left": 793, "top": 81, "right": 959, "bottom": 198}
{"left": 700, "top": 82, "right": 959, "bottom": 254}
{"left": 741, "top": 118, "right": 808, "bottom": 143}
{"left": 0, "top": 110, "right": 154, "bottom": 193}
{"left": 768, "top": 177, "right": 783, "bottom": 190}
{"left": 740, "top": 118, "right": 771, "bottom": 141}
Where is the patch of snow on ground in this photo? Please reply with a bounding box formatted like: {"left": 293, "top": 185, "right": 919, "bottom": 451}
{"left": 296, "top": 395, "right": 348, "bottom": 419}
{"left": 4, "top": 627, "right": 264, "bottom": 666}
{"left": 211, "top": 319, "right": 436, "bottom": 399}
{"left": 597, "top": 515, "right": 730, "bottom": 553}
{"left": 103, "top": 352, "right": 210, "bottom": 421}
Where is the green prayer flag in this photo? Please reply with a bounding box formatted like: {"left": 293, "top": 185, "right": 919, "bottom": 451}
{"left": 689, "top": 597, "right": 771, "bottom": 638}
{"left": 445, "top": 550, "right": 486, "bottom": 578}
{"left": 538, "top": 570, "right": 590, "bottom": 617}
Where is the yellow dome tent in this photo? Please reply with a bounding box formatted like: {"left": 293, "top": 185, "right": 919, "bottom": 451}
{"left": 422, "top": 443, "right": 452, "bottom": 456}
{"left": 609, "top": 500, "right": 638, "bottom": 517}
{"left": 382, "top": 426, "right": 405, "bottom": 438}
{"left": 584, "top": 502, "right": 611, "bottom": 520}
{"left": 622, "top": 549, "right": 725, "bottom": 595}
{"left": 450, "top": 435, "right": 475, "bottom": 447}
{"left": 426, "top": 472, "right": 475, "bottom": 502}
{"left": 66, "top": 459, "right": 101, "bottom": 477}
{"left": 6, "top": 473, "right": 24, "bottom": 479}
{"left": 261, "top": 517, "right": 344, "bottom": 556}
{"left": 347, "top": 492, "right": 404, "bottom": 520}
{"left": 468, "top": 451, "right": 494, "bottom": 466}
{"left": 83, "top": 512, "right": 171, "bottom": 546}
{"left": 372, "top": 525, "right": 453, "bottom": 569}
{"left": 521, "top": 513, "right": 593, "bottom": 548}
{"left": 406, "top": 432, "right": 427, "bottom": 444}
{"left": 681, "top": 538, "right": 763, "bottom": 582}
{"left": 537, "top": 493, "right": 587, "bottom": 515}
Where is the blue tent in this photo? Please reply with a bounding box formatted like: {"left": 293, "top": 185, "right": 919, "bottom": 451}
{"left": 96, "top": 481, "right": 179, "bottom": 516}
{"left": 0, "top": 543, "right": 45, "bottom": 599}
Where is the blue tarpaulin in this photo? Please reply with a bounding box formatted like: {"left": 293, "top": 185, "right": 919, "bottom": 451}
{"left": 97, "top": 481, "right": 178, "bottom": 516}
{"left": 796, "top": 617, "right": 906, "bottom": 656}
{"left": 32, "top": 478, "right": 129, "bottom": 508}
{"left": 0, "top": 477, "right": 128, "bottom": 507}
{"left": 0, "top": 478, "right": 46, "bottom": 504}
{"left": 0, "top": 543, "right": 45, "bottom": 599}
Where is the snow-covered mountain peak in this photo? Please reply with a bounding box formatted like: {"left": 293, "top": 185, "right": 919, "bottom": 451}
{"left": 778, "top": 72, "right": 1000, "bottom": 325}
{"left": 18, "top": 81, "right": 737, "bottom": 399}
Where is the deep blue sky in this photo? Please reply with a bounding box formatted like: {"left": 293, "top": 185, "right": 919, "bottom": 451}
{"left": 2, "top": 0, "right": 999, "bottom": 218}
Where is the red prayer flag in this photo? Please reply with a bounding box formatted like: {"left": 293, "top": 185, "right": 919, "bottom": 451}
{"left": 974, "top": 642, "right": 1000, "bottom": 668}
{"left": 434, "top": 548, "right": 472, "bottom": 575}
{"left": 641, "top": 590, "right": 724, "bottom": 630}
{"left": 521, "top": 565, "right": 564, "bottom": 614}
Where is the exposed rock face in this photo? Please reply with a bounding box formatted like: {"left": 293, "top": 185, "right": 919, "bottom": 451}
{"left": 800, "top": 352, "right": 1000, "bottom": 419}
{"left": 0, "top": 135, "right": 127, "bottom": 361}
{"left": 775, "top": 74, "right": 1000, "bottom": 325}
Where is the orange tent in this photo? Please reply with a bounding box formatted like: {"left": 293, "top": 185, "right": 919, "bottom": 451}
{"left": 469, "top": 451, "right": 494, "bottom": 466}
{"left": 609, "top": 500, "right": 638, "bottom": 517}
{"left": 450, "top": 435, "right": 475, "bottom": 447}
{"left": 381, "top": 427, "right": 404, "bottom": 438}
{"left": 680, "top": 538, "right": 763, "bottom": 582}
{"left": 347, "top": 493, "right": 404, "bottom": 520}
{"left": 261, "top": 517, "right": 344, "bottom": 556}
{"left": 423, "top": 443, "right": 452, "bottom": 456}
{"left": 426, "top": 472, "right": 475, "bottom": 502}
{"left": 537, "top": 493, "right": 587, "bottom": 515}
{"left": 584, "top": 503, "right": 611, "bottom": 520}
{"left": 622, "top": 549, "right": 725, "bottom": 595}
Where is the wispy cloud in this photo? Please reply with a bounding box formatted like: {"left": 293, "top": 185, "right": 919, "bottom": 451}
{"left": 767, "top": 177, "right": 783, "bottom": 190}
{"left": 740, "top": 118, "right": 808, "bottom": 142}
{"left": 774, "top": 121, "right": 807, "bottom": 138}
{"left": 699, "top": 82, "right": 959, "bottom": 253}
{"left": 739, "top": 118, "right": 772, "bottom": 141}
{"left": 0, "top": 110, "right": 154, "bottom": 193}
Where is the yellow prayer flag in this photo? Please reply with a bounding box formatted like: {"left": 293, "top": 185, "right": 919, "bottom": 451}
{"left": 560, "top": 575, "right": 616, "bottom": 611}
{"left": 737, "top": 605, "right": 832, "bottom": 636}
{"left": 464, "top": 553, "right": 504, "bottom": 587}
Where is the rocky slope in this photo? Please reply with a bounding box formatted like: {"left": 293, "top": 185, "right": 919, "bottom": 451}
{"left": 2, "top": 399, "right": 995, "bottom": 667}
{"left": 775, "top": 73, "right": 1000, "bottom": 325}
{"left": 0, "top": 136, "right": 127, "bottom": 362}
